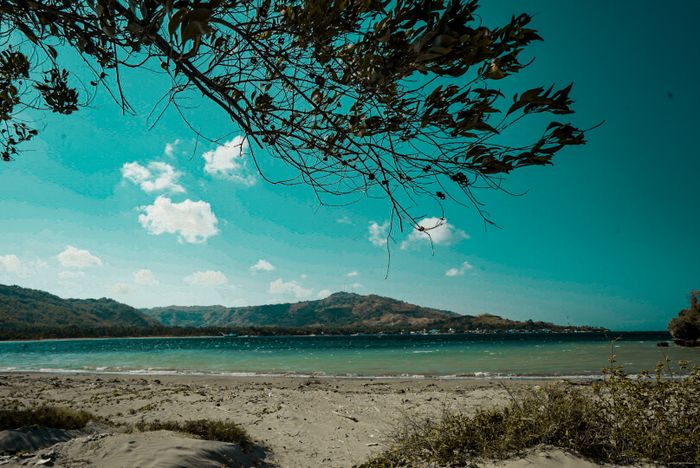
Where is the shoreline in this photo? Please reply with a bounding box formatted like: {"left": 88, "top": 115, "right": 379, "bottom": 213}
{"left": 1, "top": 370, "right": 560, "bottom": 386}
{"left": 0, "top": 329, "right": 665, "bottom": 344}
{"left": 0, "top": 368, "right": 606, "bottom": 381}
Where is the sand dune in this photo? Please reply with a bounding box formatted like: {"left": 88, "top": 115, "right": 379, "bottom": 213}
{"left": 0, "top": 426, "right": 74, "bottom": 454}
{"left": 57, "top": 431, "right": 268, "bottom": 467}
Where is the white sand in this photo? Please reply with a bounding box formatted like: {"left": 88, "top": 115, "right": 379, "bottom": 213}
{"left": 0, "top": 373, "right": 645, "bottom": 467}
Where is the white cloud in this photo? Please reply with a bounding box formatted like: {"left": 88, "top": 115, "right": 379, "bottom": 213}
{"left": 110, "top": 283, "right": 134, "bottom": 295}
{"left": 58, "top": 270, "right": 85, "bottom": 281}
{"left": 351, "top": 282, "right": 362, "bottom": 290}
{"left": 184, "top": 270, "right": 228, "bottom": 286}
{"left": 203, "top": 136, "right": 256, "bottom": 185}
{"left": 368, "top": 220, "right": 390, "bottom": 247}
{"left": 134, "top": 269, "right": 159, "bottom": 286}
{"left": 445, "top": 261, "right": 474, "bottom": 277}
{"left": 164, "top": 139, "right": 181, "bottom": 158}
{"left": 0, "top": 254, "right": 22, "bottom": 274}
{"left": 57, "top": 246, "right": 103, "bottom": 269}
{"left": 1, "top": 256, "right": 48, "bottom": 277}
{"left": 317, "top": 289, "right": 332, "bottom": 299}
{"left": 336, "top": 216, "right": 352, "bottom": 224}
{"left": 250, "top": 259, "right": 275, "bottom": 273}
{"left": 138, "top": 196, "right": 219, "bottom": 244}
{"left": 121, "top": 161, "right": 185, "bottom": 194}
{"left": 269, "top": 278, "right": 312, "bottom": 299}
{"left": 346, "top": 271, "right": 359, "bottom": 277}
{"left": 400, "top": 217, "right": 469, "bottom": 249}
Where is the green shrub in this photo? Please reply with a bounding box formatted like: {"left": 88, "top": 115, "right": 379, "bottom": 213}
{"left": 136, "top": 418, "right": 252, "bottom": 448}
{"left": 668, "top": 290, "right": 700, "bottom": 344}
{"left": 361, "top": 361, "right": 700, "bottom": 467}
{"left": 0, "top": 406, "right": 94, "bottom": 430}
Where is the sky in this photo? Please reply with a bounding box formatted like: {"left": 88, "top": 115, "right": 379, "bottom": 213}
{"left": 1, "top": 1, "right": 698, "bottom": 330}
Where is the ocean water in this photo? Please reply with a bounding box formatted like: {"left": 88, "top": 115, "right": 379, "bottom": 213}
{"left": 0, "top": 332, "right": 697, "bottom": 378}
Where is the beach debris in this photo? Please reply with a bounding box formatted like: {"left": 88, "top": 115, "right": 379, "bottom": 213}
{"left": 332, "top": 411, "right": 359, "bottom": 423}
{"left": 85, "top": 433, "right": 111, "bottom": 442}
{"left": 35, "top": 448, "right": 57, "bottom": 466}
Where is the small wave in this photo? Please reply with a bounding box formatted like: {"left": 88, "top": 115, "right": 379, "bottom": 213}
{"left": 125, "top": 369, "right": 180, "bottom": 375}
{"left": 0, "top": 367, "right": 677, "bottom": 381}
{"left": 38, "top": 368, "right": 83, "bottom": 374}
{"left": 412, "top": 350, "right": 435, "bottom": 354}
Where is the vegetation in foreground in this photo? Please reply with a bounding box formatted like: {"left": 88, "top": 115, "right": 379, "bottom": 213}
{"left": 0, "top": 406, "right": 252, "bottom": 451}
{"left": 0, "top": 406, "right": 95, "bottom": 431}
{"left": 361, "top": 361, "right": 700, "bottom": 467}
{"left": 136, "top": 419, "right": 252, "bottom": 449}
{"left": 2, "top": 1, "right": 586, "bottom": 234}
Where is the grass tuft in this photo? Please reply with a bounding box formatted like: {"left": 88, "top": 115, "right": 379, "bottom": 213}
{"left": 136, "top": 418, "right": 252, "bottom": 448}
{"left": 360, "top": 361, "right": 700, "bottom": 467}
{"left": 0, "top": 406, "right": 95, "bottom": 430}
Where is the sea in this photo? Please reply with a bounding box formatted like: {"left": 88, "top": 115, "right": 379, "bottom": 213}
{"left": 0, "top": 332, "right": 697, "bottom": 379}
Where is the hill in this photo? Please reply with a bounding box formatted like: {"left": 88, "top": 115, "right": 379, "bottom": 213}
{"left": 144, "top": 292, "right": 459, "bottom": 329}
{"left": 144, "top": 292, "right": 600, "bottom": 333}
{"left": 0, "top": 286, "right": 604, "bottom": 339}
{"left": 0, "top": 284, "right": 155, "bottom": 331}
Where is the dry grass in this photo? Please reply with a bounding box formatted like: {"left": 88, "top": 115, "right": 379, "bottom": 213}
{"left": 361, "top": 361, "right": 700, "bottom": 467}
{"left": 136, "top": 418, "right": 252, "bottom": 448}
{"left": 0, "top": 406, "right": 95, "bottom": 430}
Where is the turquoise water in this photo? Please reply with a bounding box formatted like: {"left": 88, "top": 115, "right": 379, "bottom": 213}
{"left": 0, "top": 333, "right": 697, "bottom": 378}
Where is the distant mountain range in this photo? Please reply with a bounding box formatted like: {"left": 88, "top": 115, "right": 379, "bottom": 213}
{"left": 0, "top": 284, "right": 605, "bottom": 339}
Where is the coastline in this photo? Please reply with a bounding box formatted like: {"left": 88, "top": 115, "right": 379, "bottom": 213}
{"left": 0, "top": 367, "right": 608, "bottom": 381}
{"left": 4, "top": 328, "right": 664, "bottom": 344}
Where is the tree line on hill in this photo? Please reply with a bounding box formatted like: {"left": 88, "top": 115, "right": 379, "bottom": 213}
{"left": 0, "top": 323, "right": 606, "bottom": 341}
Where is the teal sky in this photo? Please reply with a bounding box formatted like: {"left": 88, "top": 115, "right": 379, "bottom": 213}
{"left": 1, "top": 1, "right": 698, "bottom": 330}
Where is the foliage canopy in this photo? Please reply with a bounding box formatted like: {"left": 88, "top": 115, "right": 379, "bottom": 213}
{"left": 1, "top": 0, "right": 586, "bottom": 229}
{"left": 668, "top": 290, "right": 700, "bottom": 345}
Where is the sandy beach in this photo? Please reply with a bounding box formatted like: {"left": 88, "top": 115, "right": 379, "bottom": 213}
{"left": 0, "top": 373, "right": 644, "bottom": 467}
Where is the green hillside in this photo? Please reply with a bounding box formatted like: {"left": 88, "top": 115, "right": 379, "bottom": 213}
{"left": 0, "top": 284, "right": 155, "bottom": 330}
{"left": 0, "top": 285, "right": 604, "bottom": 339}
{"left": 144, "top": 292, "right": 460, "bottom": 329}
{"left": 144, "top": 292, "right": 601, "bottom": 333}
